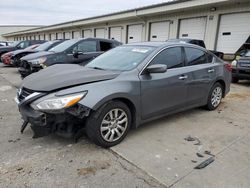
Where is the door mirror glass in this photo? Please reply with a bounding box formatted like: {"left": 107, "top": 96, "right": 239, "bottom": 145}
{"left": 146, "top": 64, "right": 167, "bottom": 73}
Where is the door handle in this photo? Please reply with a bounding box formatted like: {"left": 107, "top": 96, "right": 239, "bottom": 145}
{"left": 179, "top": 75, "right": 188, "bottom": 80}
{"left": 208, "top": 69, "right": 215, "bottom": 73}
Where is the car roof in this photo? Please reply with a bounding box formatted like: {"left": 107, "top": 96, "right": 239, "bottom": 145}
{"left": 124, "top": 41, "right": 205, "bottom": 49}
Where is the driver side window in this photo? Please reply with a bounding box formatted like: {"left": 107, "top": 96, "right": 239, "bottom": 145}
{"left": 72, "top": 41, "right": 97, "bottom": 53}
{"left": 150, "top": 47, "right": 183, "bottom": 69}
{"left": 17, "top": 41, "right": 29, "bottom": 49}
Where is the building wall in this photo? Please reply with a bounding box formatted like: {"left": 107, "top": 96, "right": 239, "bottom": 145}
{"left": 0, "top": 26, "right": 40, "bottom": 41}
{"left": 3, "top": 1, "right": 250, "bottom": 53}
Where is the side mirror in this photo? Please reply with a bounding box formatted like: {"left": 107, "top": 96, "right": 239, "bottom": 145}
{"left": 73, "top": 51, "right": 83, "bottom": 58}
{"left": 146, "top": 64, "right": 167, "bottom": 74}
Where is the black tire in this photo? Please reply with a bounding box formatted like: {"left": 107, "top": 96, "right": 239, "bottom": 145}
{"left": 206, "top": 82, "right": 223, "bottom": 111}
{"left": 231, "top": 77, "right": 239, "bottom": 83}
{"left": 85, "top": 101, "right": 131, "bottom": 148}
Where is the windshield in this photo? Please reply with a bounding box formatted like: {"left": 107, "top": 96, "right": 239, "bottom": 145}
{"left": 12, "top": 41, "right": 20, "bottom": 47}
{"left": 245, "top": 51, "right": 250, "bottom": 57}
{"left": 86, "top": 46, "right": 155, "bottom": 71}
{"left": 48, "top": 39, "right": 77, "bottom": 53}
{"left": 35, "top": 41, "right": 55, "bottom": 51}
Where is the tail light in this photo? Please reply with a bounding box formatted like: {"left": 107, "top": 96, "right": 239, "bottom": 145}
{"left": 224, "top": 63, "right": 232, "bottom": 72}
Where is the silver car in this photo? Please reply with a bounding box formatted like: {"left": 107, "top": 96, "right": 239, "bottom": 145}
{"left": 16, "top": 42, "right": 232, "bottom": 147}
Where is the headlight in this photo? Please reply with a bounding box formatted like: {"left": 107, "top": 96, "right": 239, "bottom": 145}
{"left": 31, "top": 92, "right": 87, "bottom": 110}
{"left": 231, "top": 60, "right": 238, "bottom": 68}
{"left": 29, "top": 57, "right": 47, "bottom": 65}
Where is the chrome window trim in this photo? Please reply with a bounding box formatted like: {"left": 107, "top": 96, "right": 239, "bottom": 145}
{"left": 139, "top": 44, "right": 184, "bottom": 75}
{"left": 139, "top": 44, "right": 212, "bottom": 75}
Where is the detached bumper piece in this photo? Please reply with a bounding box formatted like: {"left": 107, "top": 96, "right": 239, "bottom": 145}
{"left": 19, "top": 103, "right": 91, "bottom": 139}
{"left": 18, "top": 60, "right": 42, "bottom": 78}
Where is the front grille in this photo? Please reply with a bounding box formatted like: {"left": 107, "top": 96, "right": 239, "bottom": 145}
{"left": 239, "top": 70, "right": 250, "bottom": 75}
{"left": 18, "top": 87, "right": 34, "bottom": 102}
{"left": 239, "top": 62, "right": 250, "bottom": 68}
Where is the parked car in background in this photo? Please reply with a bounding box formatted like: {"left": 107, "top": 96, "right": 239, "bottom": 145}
{"left": 15, "top": 42, "right": 231, "bottom": 147}
{"left": 4, "top": 40, "right": 66, "bottom": 67}
{"left": 1, "top": 44, "right": 40, "bottom": 66}
{"left": 18, "top": 38, "right": 121, "bottom": 78}
{"left": 0, "top": 40, "right": 46, "bottom": 59}
{"left": 231, "top": 50, "right": 250, "bottom": 83}
{"left": 167, "top": 38, "right": 224, "bottom": 59}
{"left": 0, "top": 41, "right": 13, "bottom": 47}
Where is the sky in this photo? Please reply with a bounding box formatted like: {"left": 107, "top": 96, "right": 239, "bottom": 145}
{"left": 0, "top": 0, "right": 171, "bottom": 26}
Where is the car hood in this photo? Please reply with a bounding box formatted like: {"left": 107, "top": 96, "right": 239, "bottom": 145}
{"left": 22, "top": 64, "right": 120, "bottom": 92}
{"left": 21, "top": 51, "right": 54, "bottom": 61}
{"left": 12, "top": 49, "right": 37, "bottom": 56}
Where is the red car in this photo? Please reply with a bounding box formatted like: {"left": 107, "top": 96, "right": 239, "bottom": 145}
{"left": 1, "top": 44, "right": 40, "bottom": 65}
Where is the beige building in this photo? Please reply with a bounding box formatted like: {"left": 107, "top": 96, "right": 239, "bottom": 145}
{"left": 0, "top": 25, "right": 41, "bottom": 41}
{"left": 2, "top": 0, "right": 250, "bottom": 54}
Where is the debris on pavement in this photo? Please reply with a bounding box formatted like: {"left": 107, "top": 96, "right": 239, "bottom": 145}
{"left": 184, "top": 135, "right": 202, "bottom": 145}
{"left": 191, "top": 160, "right": 197, "bottom": 163}
{"left": 204, "top": 150, "right": 215, "bottom": 157}
{"left": 194, "top": 157, "right": 215, "bottom": 169}
{"left": 194, "top": 138, "right": 202, "bottom": 145}
{"left": 8, "top": 138, "right": 21, "bottom": 143}
{"left": 196, "top": 153, "right": 204, "bottom": 158}
{"left": 184, "top": 135, "right": 196, "bottom": 141}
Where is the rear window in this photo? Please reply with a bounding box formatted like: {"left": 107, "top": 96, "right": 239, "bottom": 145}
{"left": 100, "top": 41, "right": 113, "bottom": 51}
{"left": 185, "top": 47, "right": 207, "bottom": 66}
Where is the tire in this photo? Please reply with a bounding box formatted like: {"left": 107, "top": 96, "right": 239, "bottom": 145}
{"left": 85, "top": 101, "right": 131, "bottom": 148}
{"left": 206, "top": 82, "right": 223, "bottom": 111}
{"left": 231, "top": 77, "right": 239, "bottom": 83}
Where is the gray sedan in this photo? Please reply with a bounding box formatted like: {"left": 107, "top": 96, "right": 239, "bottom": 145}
{"left": 16, "top": 42, "right": 231, "bottom": 147}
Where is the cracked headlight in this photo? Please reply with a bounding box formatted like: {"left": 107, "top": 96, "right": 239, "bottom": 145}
{"left": 31, "top": 92, "right": 87, "bottom": 110}
{"left": 29, "top": 57, "right": 47, "bottom": 65}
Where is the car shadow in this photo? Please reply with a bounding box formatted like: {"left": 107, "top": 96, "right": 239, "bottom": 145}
{"left": 237, "top": 80, "right": 250, "bottom": 86}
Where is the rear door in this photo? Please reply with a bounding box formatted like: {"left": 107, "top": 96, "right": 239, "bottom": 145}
{"left": 140, "top": 46, "right": 189, "bottom": 119}
{"left": 183, "top": 47, "right": 216, "bottom": 105}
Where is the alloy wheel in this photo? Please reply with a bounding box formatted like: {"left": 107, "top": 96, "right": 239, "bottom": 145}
{"left": 100, "top": 108, "right": 128, "bottom": 142}
{"left": 211, "top": 86, "right": 222, "bottom": 108}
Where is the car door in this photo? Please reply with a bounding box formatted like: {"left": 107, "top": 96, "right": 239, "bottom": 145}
{"left": 183, "top": 47, "right": 215, "bottom": 105}
{"left": 66, "top": 40, "right": 101, "bottom": 65}
{"left": 140, "top": 46, "right": 189, "bottom": 120}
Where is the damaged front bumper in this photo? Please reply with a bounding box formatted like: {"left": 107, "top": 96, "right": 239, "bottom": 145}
{"left": 15, "top": 91, "right": 91, "bottom": 139}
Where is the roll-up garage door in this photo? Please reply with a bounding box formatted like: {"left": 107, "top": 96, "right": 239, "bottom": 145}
{"left": 110, "top": 26, "right": 122, "bottom": 42}
{"left": 39, "top": 34, "right": 44, "bottom": 40}
{"left": 82, "top": 29, "right": 92, "bottom": 38}
{"left": 95, "top": 28, "right": 106, "bottom": 38}
{"left": 64, "top": 32, "right": 71, "bottom": 39}
{"left": 50, "top": 33, "right": 56, "bottom": 40}
{"left": 150, "top": 21, "right": 170, "bottom": 41}
{"left": 127, "top": 24, "right": 143, "bottom": 43}
{"left": 179, "top": 17, "right": 207, "bottom": 40}
{"left": 56, "top": 33, "right": 63, "bottom": 39}
{"left": 72, "top": 31, "right": 81, "bottom": 39}
{"left": 217, "top": 12, "right": 250, "bottom": 54}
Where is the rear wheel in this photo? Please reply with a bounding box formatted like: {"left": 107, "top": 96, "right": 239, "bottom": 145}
{"left": 85, "top": 101, "right": 131, "bottom": 148}
{"left": 206, "top": 82, "right": 223, "bottom": 111}
{"left": 231, "top": 77, "right": 239, "bottom": 83}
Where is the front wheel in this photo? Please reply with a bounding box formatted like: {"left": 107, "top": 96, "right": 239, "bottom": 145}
{"left": 85, "top": 101, "right": 131, "bottom": 148}
{"left": 206, "top": 83, "right": 223, "bottom": 111}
